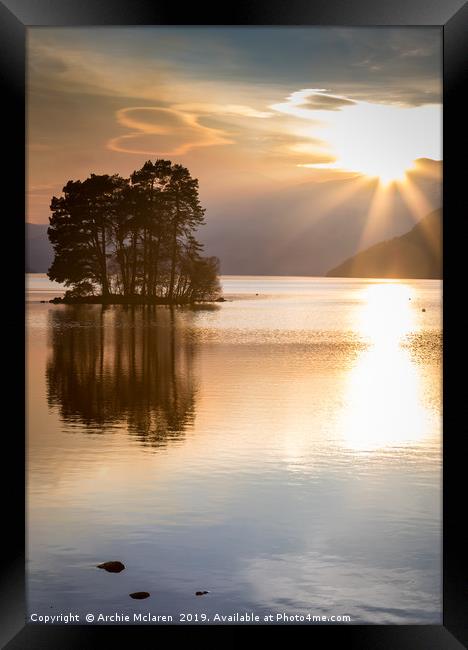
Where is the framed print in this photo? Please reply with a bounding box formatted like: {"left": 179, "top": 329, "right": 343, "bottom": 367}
{"left": 2, "top": 0, "right": 467, "bottom": 647}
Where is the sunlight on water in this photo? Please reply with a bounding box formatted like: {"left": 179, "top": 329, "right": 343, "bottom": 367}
{"left": 340, "top": 283, "right": 437, "bottom": 453}
{"left": 358, "top": 282, "right": 414, "bottom": 345}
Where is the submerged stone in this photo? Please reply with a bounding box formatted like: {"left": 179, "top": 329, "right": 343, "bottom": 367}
{"left": 129, "top": 592, "right": 150, "bottom": 599}
{"left": 96, "top": 561, "right": 125, "bottom": 573}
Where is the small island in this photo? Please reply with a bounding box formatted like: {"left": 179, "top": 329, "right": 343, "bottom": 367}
{"left": 47, "top": 159, "right": 222, "bottom": 304}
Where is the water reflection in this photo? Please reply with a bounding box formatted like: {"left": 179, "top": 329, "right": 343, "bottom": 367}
{"left": 46, "top": 305, "right": 197, "bottom": 447}
{"left": 340, "top": 283, "right": 436, "bottom": 452}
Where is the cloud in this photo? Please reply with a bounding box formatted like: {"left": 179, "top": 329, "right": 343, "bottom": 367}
{"left": 30, "top": 51, "right": 68, "bottom": 75}
{"left": 400, "top": 48, "right": 433, "bottom": 58}
{"left": 108, "top": 106, "right": 233, "bottom": 156}
{"left": 108, "top": 100, "right": 276, "bottom": 156}
{"left": 29, "top": 27, "right": 442, "bottom": 110}
{"left": 173, "top": 103, "right": 273, "bottom": 119}
{"left": 271, "top": 89, "right": 356, "bottom": 120}
{"left": 28, "top": 183, "right": 56, "bottom": 194}
{"left": 28, "top": 143, "right": 53, "bottom": 152}
{"left": 301, "top": 94, "right": 356, "bottom": 111}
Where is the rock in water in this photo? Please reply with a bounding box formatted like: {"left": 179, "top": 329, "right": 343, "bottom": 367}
{"left": 96, "top": 561, "right": 125, "bottom": 573}
{"left": 129, "top": 592, "right": 150, "bottom": 599}
{"left": 195, "top": 591, "right": 209, "bottom": 596}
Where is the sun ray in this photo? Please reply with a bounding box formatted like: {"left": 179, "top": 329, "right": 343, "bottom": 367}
{"left": 347, "top": 178, "right": 398, "bottom": 257}
{"left": 267, "top": 173, "right": 372, "bottom": 256}
{"left": 396, "top": 174, "right": 435, "bottom": 223}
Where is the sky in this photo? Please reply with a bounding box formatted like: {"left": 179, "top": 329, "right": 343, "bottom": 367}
{"left": 27, "top": 26, "right": 442, "bottom": 231}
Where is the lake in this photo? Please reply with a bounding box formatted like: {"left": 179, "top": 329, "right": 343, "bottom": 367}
{"left": 26, "top": 273, "right": 442, "bottom": 624}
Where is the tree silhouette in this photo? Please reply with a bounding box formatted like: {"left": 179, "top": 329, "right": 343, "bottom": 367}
{"left": 164, "top": 163, "right": 205, "bottom": 301}
{"left": 130, "top": 159, "right": 172, "bottom": 297}
{"left": 47, "top": 161, "right": 221, "bottom": 303}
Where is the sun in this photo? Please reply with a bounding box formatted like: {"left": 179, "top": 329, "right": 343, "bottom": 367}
{"left": 342, "top": 151, "right": 416, "bottom": 186}
{"left": 326, "top": 101, "right": 423, "bottom": 184}
{"left": 304, "top": 100, "right": 441, "bottom": 185}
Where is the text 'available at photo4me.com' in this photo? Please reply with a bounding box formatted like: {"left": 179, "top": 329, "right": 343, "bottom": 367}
{"left": 29, "top": 611, "right": 353, "bottom": 624}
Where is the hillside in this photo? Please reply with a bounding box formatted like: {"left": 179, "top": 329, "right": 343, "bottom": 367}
{"left": 326, "top": 209, "right": 442, "bottom": 279}
{"left": 26, "top": 223, "right": 53, "bottom": 273}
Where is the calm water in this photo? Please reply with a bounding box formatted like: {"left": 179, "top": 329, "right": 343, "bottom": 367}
{"left": 27, "top": 274, "right": 442, "bottom": 624}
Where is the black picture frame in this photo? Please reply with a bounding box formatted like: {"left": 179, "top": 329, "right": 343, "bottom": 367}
{"left": 3, "top": 1, "right": 467, "bottom": 647}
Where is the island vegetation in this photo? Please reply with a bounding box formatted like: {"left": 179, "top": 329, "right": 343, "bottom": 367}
{"left": 47, "top": 159, "right": 222, "bottom": 304}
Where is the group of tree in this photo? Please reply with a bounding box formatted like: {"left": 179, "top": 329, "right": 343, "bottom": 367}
{"left": 47, "top": 160, "right": 221, "bottom": 303}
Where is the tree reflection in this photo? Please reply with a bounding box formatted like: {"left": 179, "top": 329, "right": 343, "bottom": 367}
{"left": 46, "top": 305, "right": 197, "bottom": 447}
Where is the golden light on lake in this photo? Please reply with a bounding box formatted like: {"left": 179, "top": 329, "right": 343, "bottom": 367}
{"left": 359, "top": 283, "right": 414, "bottom": 345}
{"left": 340, "top": 283, "right": 433, "bottom": 453}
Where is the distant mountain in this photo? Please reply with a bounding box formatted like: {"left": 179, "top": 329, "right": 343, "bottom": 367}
{"left": 326, "top": 209, "right": 441, "bottom": 279}
{"left": 26, "top": 223, "right": 52, "bottom": 273}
